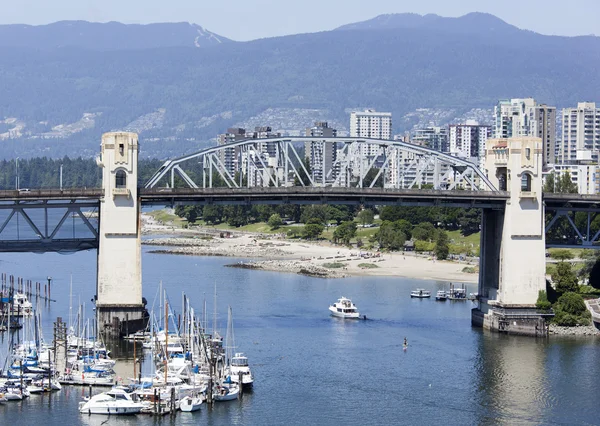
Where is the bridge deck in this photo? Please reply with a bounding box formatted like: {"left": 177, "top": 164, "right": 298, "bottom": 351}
{"left": 139, "top": 187, "right": 510, "bottom": 207}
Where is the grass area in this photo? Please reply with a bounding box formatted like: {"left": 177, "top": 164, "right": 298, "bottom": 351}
{"left": 147, "top": 210, "right": 187, "bottom": 227}
{"left": 322, "top": 262, "right": 345, "bottom": 269}
{"left": 547, "top": 248, "right": 585, "bottom": 259}
{"left": 446, "top": 230, "right": 480, "bottom": 256}
{"left": 461, "top": 266, "right": 478, "bottom": 274}
{"left": 358, "top": 263, "right": 379, "bottom": 269}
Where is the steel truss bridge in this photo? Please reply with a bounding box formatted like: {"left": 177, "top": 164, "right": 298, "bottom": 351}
{"left": 545, "top": 193, "right": 600, "bottom": 248}
{"left": 144, "top": 137, "right": 497, "bottom": 191}
{"left": 3, "top": 180, "right": 600, "bottom": 254}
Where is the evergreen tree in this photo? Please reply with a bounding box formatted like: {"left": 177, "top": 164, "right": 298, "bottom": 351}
{"left": 551, "top": 262, "right": 579, "bottom": 294}
{"left": 435, "top": 231, "right": 450, "bottom": 260}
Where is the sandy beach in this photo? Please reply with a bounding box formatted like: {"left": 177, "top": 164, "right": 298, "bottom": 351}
{"left": 142, "top": 213, "right": 479, "bottom": 283}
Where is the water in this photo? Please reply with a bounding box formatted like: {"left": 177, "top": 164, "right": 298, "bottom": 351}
{"left": 1, "top": 246, "right": 600, "bottom": 425}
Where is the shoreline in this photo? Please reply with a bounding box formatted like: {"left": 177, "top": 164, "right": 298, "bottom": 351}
{"left": 141, "top": 213, "right": 479, "bottom": 283}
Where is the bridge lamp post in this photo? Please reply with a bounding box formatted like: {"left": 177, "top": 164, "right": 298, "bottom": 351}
{"left": 60, "top": 164, "right": 63, "bottom": 190}
{"left": 15, "top": 157, "right": 19, "bottom": 190}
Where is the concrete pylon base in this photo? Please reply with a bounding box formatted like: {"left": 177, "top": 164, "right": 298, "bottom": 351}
{"left": 97, "top": 305, "right": 148, "bottom": 339}
{"left": 472, "top": 306, "right": 551, "bottom": 337}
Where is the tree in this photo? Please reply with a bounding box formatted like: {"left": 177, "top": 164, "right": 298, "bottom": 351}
{"left": 543, "top": 172, "right": 556, "bottom": 193}
{"left": 224, "top": 205, "right": 249, "bottom": 227}
{"left": 545, "top": 171, "right": 578, "bottom": 194}
{"left": 553, "top": 292, "right": 591, "bottom": 326}
{"left": 457, "top": 209, "right": 481, "bottom": 236}
{"left": 327, "top": 205, "right": 353, "bottom": 225}
{"left": 363, "top": 168, "right": 383, "bottom": 188}
{"left": 551, "top": 262, "right": 579, "bottom": 294}
{"left": 202, "top": 205, "right": 223, "bottom": 224}
{"left": 550, "top": 249, "right": 574, "bottom": 261}
{"left": 588, "top": 257, "right": 600, "bottom": 289}
{"left": 395, "top": 219, "right": 413, "bottom": 240}
{"left": 535, "top": 290, "right": 552, "bottom": 311}
{"left": 267, "top": 213, "right": 283, "bottom": 230}
{"left": 294, "top": 156, "right": 312, "bottom": 186}
{"left": 333, "top": 221, "right": 357, "bottom": 245}
{"left": 179, "top": 206, "right": 201, "bottom": 224}
{"left": 412, "top": 222, "right": 437, "bottom": 241}
{"left": 375, "top": 221, "right": 406, "bottom": 251}
{"left": 435, "top": 231, "right": 450, "bottom": 260}
{"left": 302, "top": 223, "right": 324, "bottom": 240}
{"left": 252, "top": 205, "right": 274, "bottom": 222}
{"left": 300, "top": 205, "right": 329, "bottom": 224}
{"left": 357, "top": 209, "right": 375, "bottom": 226}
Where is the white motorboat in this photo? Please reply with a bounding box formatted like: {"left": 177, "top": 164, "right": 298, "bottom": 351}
{"left": 79, "top": 388, "right": 144, "bottom": 415}
{"left": 11, "top": 293, "right": 33, "bottom": 316}
{"left": 179, "top": 395, "right": 203, "bottom": 412}
{"left": 410, "top": 289, "right": 431, "bottom": 298}
{"left": 329, "top": 297, "right": 361, "bottom": 319}
{"left": 435, "top": 290, "right": 447, "bottom": 301}
{"left": 228, "top": 353, "right": 254, "bottom": 388}
{"left": 214, "top": 384, "right": 239, "bottom": 402}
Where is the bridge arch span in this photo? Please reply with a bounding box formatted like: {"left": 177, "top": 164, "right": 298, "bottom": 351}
{"left": 144, "top": 137, "right": 496, "bottom": 192}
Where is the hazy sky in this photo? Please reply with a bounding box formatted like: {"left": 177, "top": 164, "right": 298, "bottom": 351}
{"left": 1, "top": 0, "right": 598, "bottom": 41}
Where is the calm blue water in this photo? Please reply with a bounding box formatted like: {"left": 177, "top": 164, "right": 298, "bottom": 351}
{"left": 1, "top": 245, "right": 599, "bottom": 425}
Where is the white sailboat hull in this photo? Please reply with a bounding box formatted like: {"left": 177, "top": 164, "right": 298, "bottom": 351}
{"left": 180, "top": 396, "right": 203, "bottom": 412}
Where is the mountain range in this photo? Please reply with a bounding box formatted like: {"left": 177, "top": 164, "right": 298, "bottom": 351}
{"left": 0, "top": 13, "right": 598, "bottom": 159}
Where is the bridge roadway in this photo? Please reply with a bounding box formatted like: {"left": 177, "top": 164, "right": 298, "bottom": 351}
{"left": 3, "top": 188, "right": 600, "bottom": 208}
{"left": 3, "top": 188, "right": 600, "bottom": 253}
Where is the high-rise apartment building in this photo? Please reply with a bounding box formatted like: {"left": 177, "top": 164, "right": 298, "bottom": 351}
{"left": 350, "top": 109, "right": 392, "bottom": 139}
{"left": 448, "top": 121, "right": 491, "bottom": 169}
{"left": 560, "top": 102, "right": 600, "bottom": 163}
{"left": 412, "top": 126, "right": 449, "bottom": 152}
{"left": 217, "top": 127, "right": 247, "bottom": 177}
{"left": 217, "top": 126, "right": 281, "bottom": 186}
{"left": 493, "top": 98, "right": 556, "bottom": 165}
{"left": 349, "top": 109, "right": 392, "bottom": 159}
{"left": 304, "top": 121, "right": 337, "bottom": 185}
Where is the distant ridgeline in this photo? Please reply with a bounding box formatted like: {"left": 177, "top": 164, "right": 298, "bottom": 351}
{"left": 0, "top": 14, "right": 598, "bottom": 158}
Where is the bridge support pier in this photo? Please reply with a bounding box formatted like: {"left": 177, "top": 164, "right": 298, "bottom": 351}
{"left": 96, "top": 132, "right": 147, "bottom": 338}
{"left": 473, "top": 137, "right": 550, "bottom": 336}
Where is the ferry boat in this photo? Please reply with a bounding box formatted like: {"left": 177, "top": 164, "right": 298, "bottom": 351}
{"left": 329, "top": 297, "right": 361, "bottom": 319}
{"left": 435, "top": 290, "right": 447, "bottom": 301}
{"left": 410, "top": 289, "right": 431, "bottom": 298}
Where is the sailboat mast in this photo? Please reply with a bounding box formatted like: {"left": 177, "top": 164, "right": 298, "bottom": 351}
{"left": 213, "top": 284, "right": 217, "bottom": 337}
{"left": 164, "top": 297, "right": 168, "bottom": 385}
{"left": 68, "top": 274, "right": 73, "bottom": 330}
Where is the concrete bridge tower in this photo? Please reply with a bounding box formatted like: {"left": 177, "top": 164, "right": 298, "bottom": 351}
{"left": 96, "top": 132, "right": 146, "bottom": 337}
{"left": 473, "top": 137, "right": 549, "bottom": 336}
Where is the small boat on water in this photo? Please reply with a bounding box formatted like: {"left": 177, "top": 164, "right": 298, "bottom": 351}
{"left": 447, "top": 284, "right": 467, "bottom": 300}
{"left": 228, "top": 353, "right": 254, "bottom": 388}
{"left": 214, "top": 384, "right": 239, "bottom": 402}
{"left": 329, "top": 297, "right": 361, "bottom": 319}
{"left": 411, "top": 289, "right": 431, "bottom": 298}
{"left": 79, "top": 388, "right": 144, "bottom": 415}
{"left": 435, "top": 290, "right": 447, "bottom": 301}
{"left": 180, "top": 395, "right": 203, "bottom": 412}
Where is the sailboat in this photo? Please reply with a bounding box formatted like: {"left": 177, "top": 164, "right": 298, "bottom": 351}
{"left": 223, "top": 306, "right": 253, "bottom": 389}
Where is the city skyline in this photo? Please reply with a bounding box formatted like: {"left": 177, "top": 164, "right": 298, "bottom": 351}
{"left": 1, "top": 0, "right": 599, "bottom": 41}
